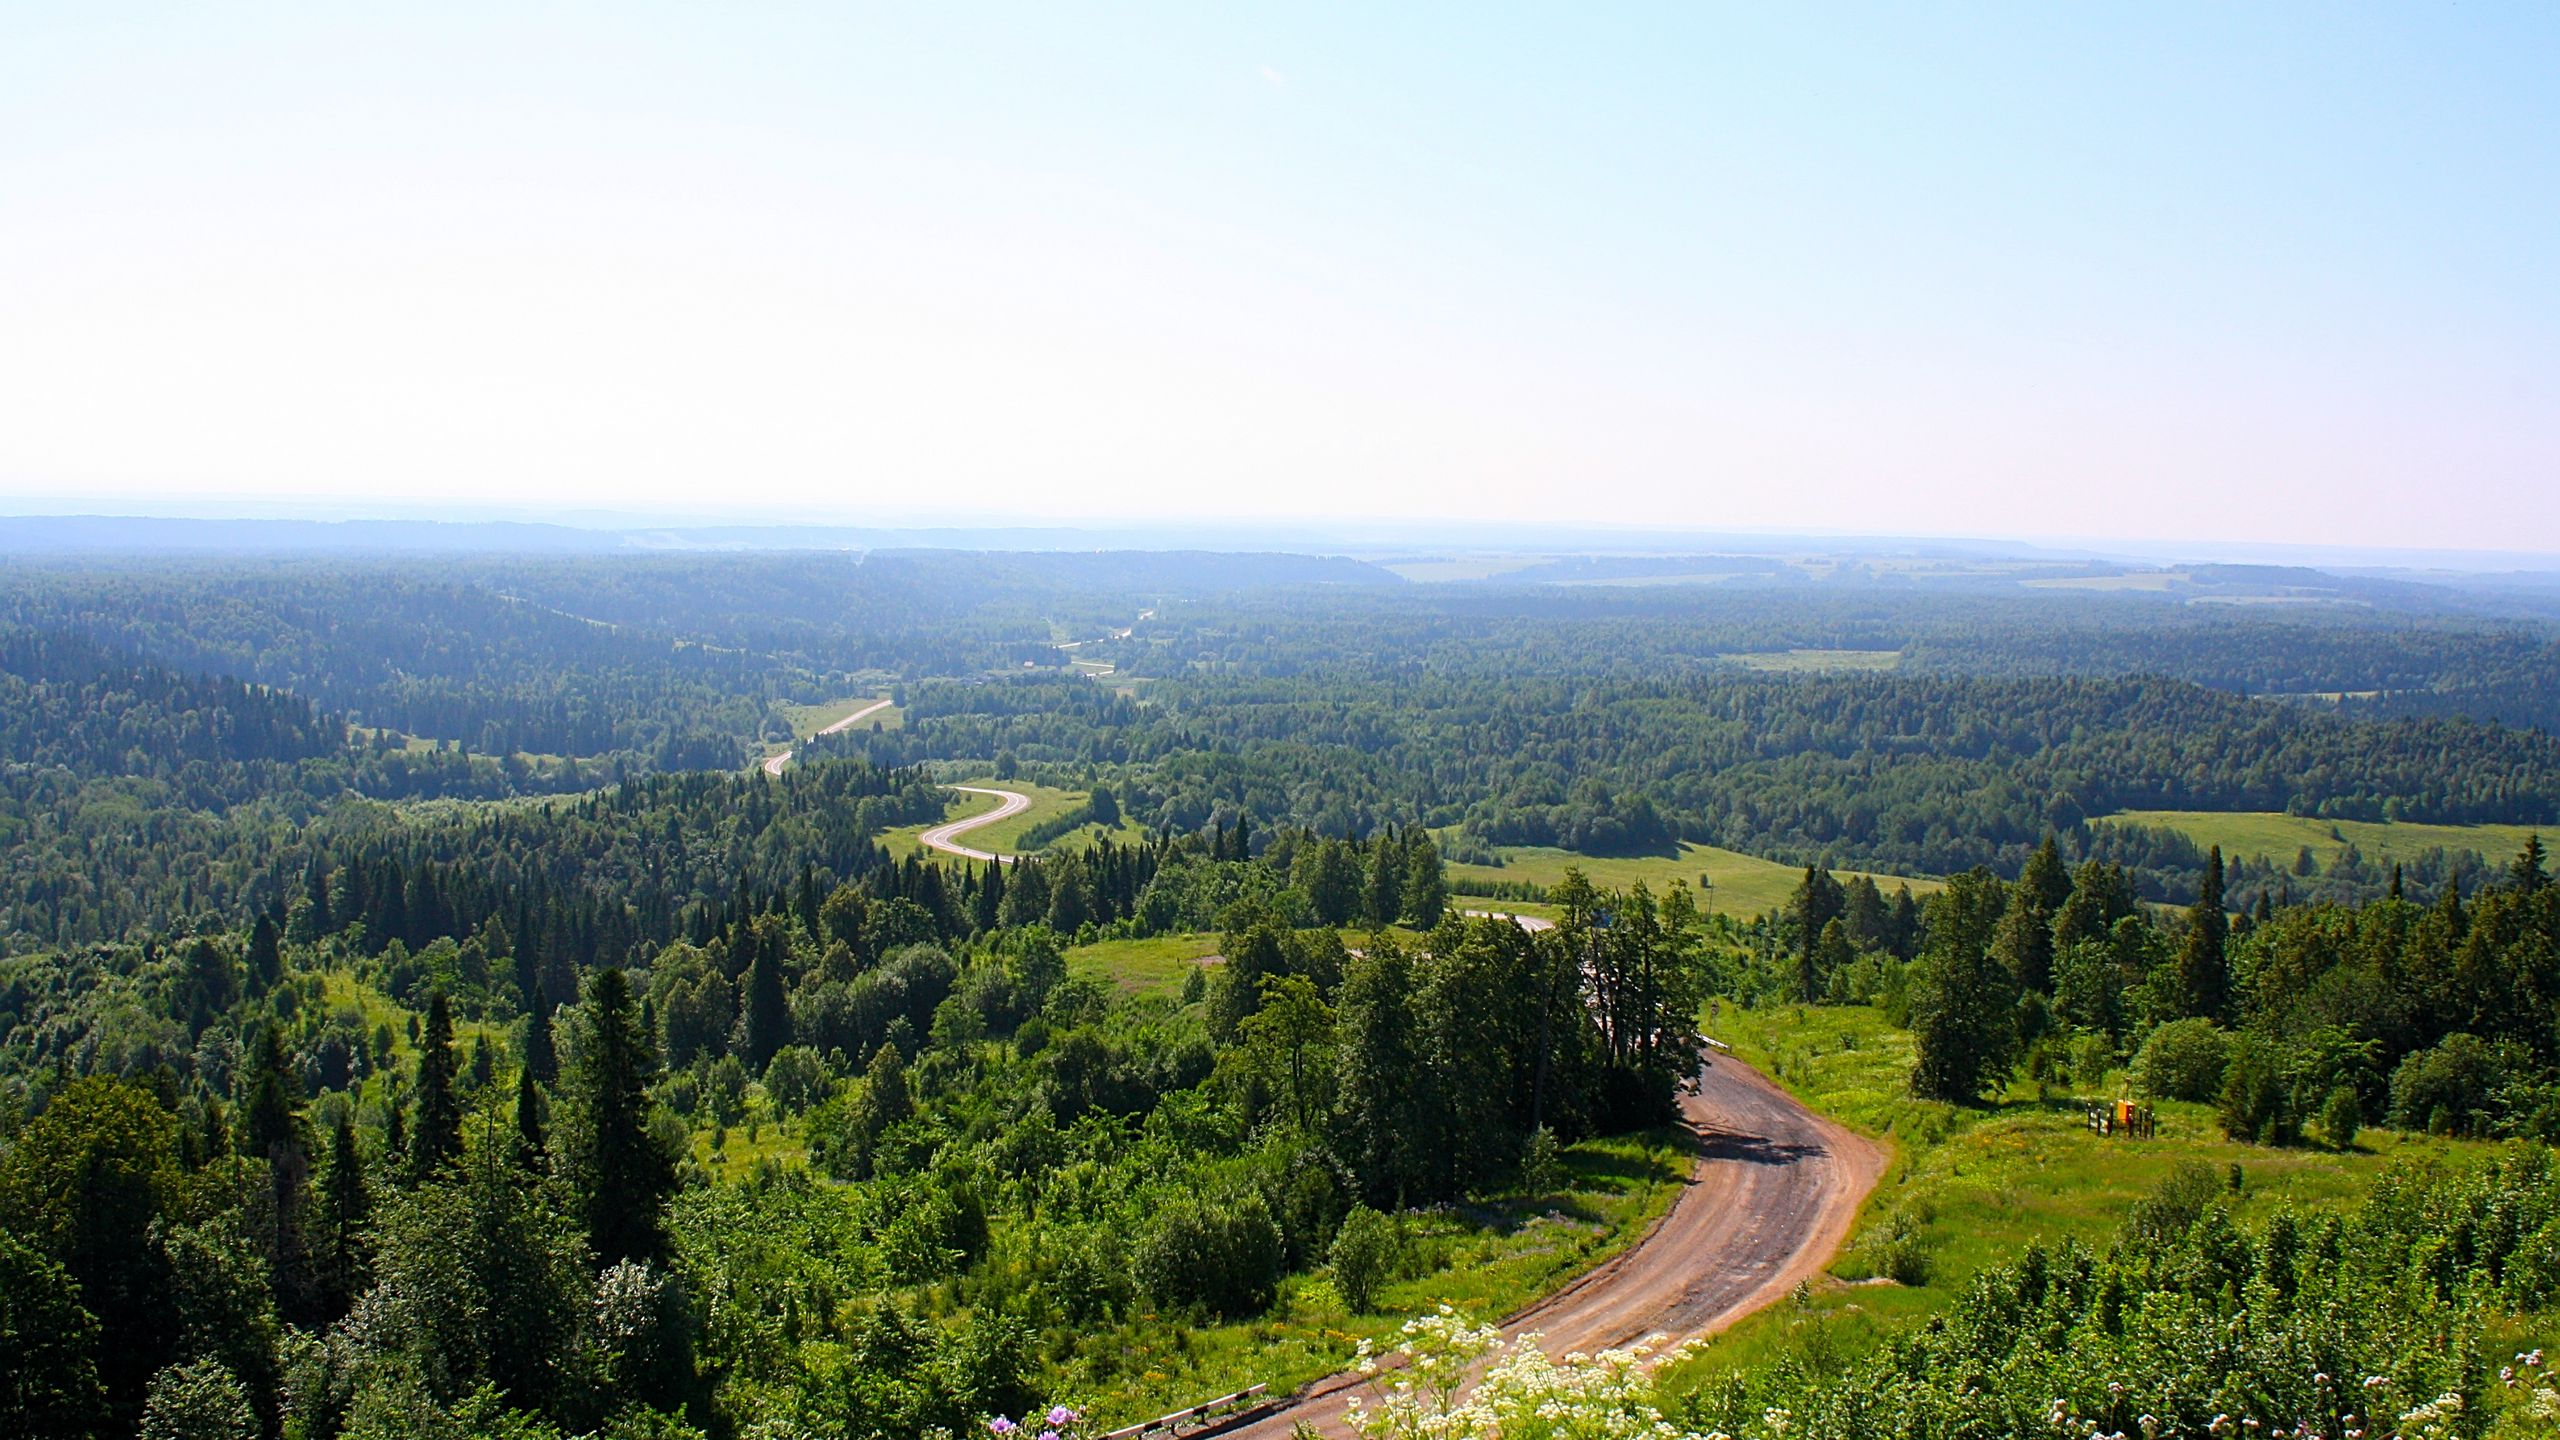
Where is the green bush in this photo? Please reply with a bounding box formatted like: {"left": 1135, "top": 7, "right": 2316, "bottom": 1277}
{"left": 2320, "top": 1084, "right": 2362, "bottom": 1150}
{"left": 1330, "top": 1205, "right": 1396, "bottom": 1313}
{"left": 2133, "top": 1018, "right": 2230, "bottom": 1101}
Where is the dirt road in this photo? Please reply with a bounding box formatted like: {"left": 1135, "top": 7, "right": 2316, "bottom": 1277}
{"left": 760, "top": 697, "right": 893, "bottom": 777}
{"left": 917, "top": 784, "right": 1033, "bottom": 863}
{"left": 1217, "top": 1051, "right": 1884, "bottom": 1440}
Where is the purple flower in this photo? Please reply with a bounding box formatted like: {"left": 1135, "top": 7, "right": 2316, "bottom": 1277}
{"left": 990, "top": 1419, "right": 1017, "bottom": 1435}
{"left": 1049, "top": 1407, "right": 1078, "bottom": 1427}
{"left": 1041, "top": 1431, "right": 1060, "bottom": 1440}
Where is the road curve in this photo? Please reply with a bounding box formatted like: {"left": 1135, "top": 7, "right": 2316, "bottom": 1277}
{"left": 1461, "top": 909, "right": 1558, "bottom": 932}
{"left": 1217, "top": 1050, "right": 1885, "bottom": 1440}
{"left": 760, "top": 696, "right": 894, "bottom": 777}
{"left": 918, "top": 785, "right": 1033, "bottom": 864}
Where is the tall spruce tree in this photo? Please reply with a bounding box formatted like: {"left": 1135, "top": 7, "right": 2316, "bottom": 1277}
{"left": 2173, "top": 846, "right": 2233, "bottom": 1022}
{"left": 1907, "top": 869, "right": 2018, "bottom": 1103}
{"left": 409, "top": 992, "right": 463, "bottom": 1181}
{"left": 513, "top": 1066, "right": 547, "bottom": 1173}
{"left": 563, "top": 968, "right": 675, "bottom": 1265}
{"left": 315, "top": 1114, "right": 371, "bottom": 1321}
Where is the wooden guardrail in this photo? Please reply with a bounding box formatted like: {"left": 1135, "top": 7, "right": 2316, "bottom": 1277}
{"left": 1101, "top": 1383, "right": 1271, "bottom": 1440}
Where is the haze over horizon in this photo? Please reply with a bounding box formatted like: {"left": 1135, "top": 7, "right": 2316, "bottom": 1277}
{"left": 4, "top": 4, "right": 2554, "bottom": 551}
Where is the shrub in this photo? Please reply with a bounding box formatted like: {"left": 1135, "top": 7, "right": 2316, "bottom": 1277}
{"left": 1134, "top": 1191, "right": 1285, "bottom": 1318}
{"left": 1330, "top": 1206, "right": 1396, "bottom": 1313}
{"left": 2321, "top": 1084, "right": 2362, "bottom": 1150}
{"left": 2389, "top": 1033, "right": 2511, "bottom": 1137}
{"left": 2134, "top": 1018, "right": 2230, "bottom": 1101}
{"left": 2217, "top": 1034, "right": 2295, "bottom": 1145}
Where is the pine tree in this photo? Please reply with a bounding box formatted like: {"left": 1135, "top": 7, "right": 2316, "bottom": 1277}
{"left": 741, "top": 920, "right": 792, "bottom": 1069}
{"left": 1907, "top": 870, "right": 2019, "bottom": 1104}
{"left": 239, "top": 1024, "right": 302, "bottom": 1161}
{"left": 513, "top": 1066, "right": 547, "bottom": 1173}
{"left": 562, "top": 968, "right": 675, "bottom": 1265}
{"left": 2173, "top": 846, "right": 2233, "bottom": 1022}
{"left": 315, "top": 1115, "right": 371, "bottom": 1321}
{"left": 245, "top": 913, "right": 282, "bottom": 995}
{"left": 2513, "top": 834, "right": 2550, "bottom": 894}
{"left": 409, "top": 992, "right": 463, "bottom": 1181}
{"left": 523, "top": 1002, "right": 558, "bottom": 1086}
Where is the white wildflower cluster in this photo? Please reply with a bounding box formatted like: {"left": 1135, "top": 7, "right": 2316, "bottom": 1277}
{"left": 1343, "top": 1307, "right": 1715, "bottom": 1440}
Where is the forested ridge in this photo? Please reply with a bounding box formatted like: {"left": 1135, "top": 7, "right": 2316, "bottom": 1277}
{"left": 8, "top": 548, "right": 2560, "bottom": 1439}
{"left": 830, "top": 669, "right": 2560, "bottom": 894}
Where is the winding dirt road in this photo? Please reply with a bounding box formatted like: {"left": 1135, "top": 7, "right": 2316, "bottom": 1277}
{"left": 1219, "top": 1027, "right": 1883, "bottom": 1439}
{"left": 760, "top": 696, "right": 893, "bottom": 777}
{"left": 917, "top": 784, "right": 1033, "bottom": 864}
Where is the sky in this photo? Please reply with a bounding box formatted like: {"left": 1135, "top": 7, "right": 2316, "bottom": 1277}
{"left": 2, "top": 4, "right": 2554, "bottom": 551}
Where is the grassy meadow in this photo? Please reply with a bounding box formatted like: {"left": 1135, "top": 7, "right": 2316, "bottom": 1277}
{"left": 1445, "top": 840, "right": 1941, "bottom": 920}
{"left": 1663, "top": 1001, "right": 2551, "bottom": 1390}
{"left": 2099, "top": 808, "right": 2550, "bottom": 870}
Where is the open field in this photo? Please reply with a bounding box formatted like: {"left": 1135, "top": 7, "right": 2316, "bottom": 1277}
{"left": 779, "top": 693, "right": 902, "bottom": 738}
{"left": 2098, "top": 808, "right": 2550, "bottom": 870}
{"left": 1444, "top": 840, "right": 1940, "bottom": 919}
{"left": 1375, "top": 555, "right": 1547, "bottom": 583}
{"left": 1066, "top": 931, "right": 1224, "bottom": 997}
{"left": 1724, "top": 647, "right": 1904, "bottom": 672}
{"left": 1661, "top": 1002, "right": 2555, "bottom": 1390}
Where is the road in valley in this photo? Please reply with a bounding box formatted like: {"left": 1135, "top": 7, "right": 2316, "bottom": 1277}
{"left": 1214, "top": 911, "right": 1884, "bottom": 1440}
{"left": 760, "top": 696, "right": 894, "bottom": 777}
{"left": 916, "top": 784, "right": 1033, "bottom": 864}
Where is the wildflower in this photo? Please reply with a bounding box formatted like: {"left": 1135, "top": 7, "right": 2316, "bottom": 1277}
{"left": 991, "top": 1419, "right": 1017, "bottom": 1436}
{"left": 1049, "top": 1408, "right": 1077, "bottom": 1427}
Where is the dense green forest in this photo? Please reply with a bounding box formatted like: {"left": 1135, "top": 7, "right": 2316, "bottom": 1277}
{"left": 6, "top": 547, "right": 2560, "bottom": 1439}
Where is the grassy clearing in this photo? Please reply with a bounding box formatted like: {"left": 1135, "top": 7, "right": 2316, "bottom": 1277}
{"left": 1725, "top": 648, "right": 1904, "bottom": 672}
{"left": 779, "top": 694, "right": 900, "bottom": 739}
{"left": 2099, "top": 809, "right": 2550, "bottom": 871}
{"left": 1445, "top": 841, "right": 1939, "bottom": 920}
{"left": 1080, "top": 1129, "right": 1691, "bottom": 1425}
{"left": 1665, "top": 1002, "right": 2525, "bottom": 1388}
{"left": 1067, "top": 932, "right": 1225, "bottom": 998}
{"left": 313, "top": 968, "right": 510, "bottom": 1062}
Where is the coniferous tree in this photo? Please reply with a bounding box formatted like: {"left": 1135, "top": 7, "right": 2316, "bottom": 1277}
{"left": 244, "top": 913, "right": 282, "bottom": 995}
{"left": 741, "top": 920, "right": 793, "bottom": 1069}
{"left": 513, "top": 1065, "right": 547, "bottom": 1173}
{"left": 409, "top": 992, "right": 463, "bottom": 1181}
{"left": 1907, "top": 869, "right": 2018, "bottom": 1103}
{"left": 523, "top": 1001, "right": 558, "bottom": 1086}
{"left": 563, "top": 968, "right": 675, "bottom": 1265}
{"left": 2514, "top": 833, "right": 2550, "bottom": 894}
{"left": 2173, "top": 846, "right": 2233, "bottom": 1022}
{"left": 314, "top": 1115, "right": 372, "bottom": 1321}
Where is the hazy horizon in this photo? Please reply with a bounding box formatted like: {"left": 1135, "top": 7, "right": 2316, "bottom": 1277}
{"left": 5, "top": 5, "right": 2554, "bottom": 550}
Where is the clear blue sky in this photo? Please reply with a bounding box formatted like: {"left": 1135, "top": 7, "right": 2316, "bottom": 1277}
{"left": 2, "top": 4, "right": 2553, "bottom": 550}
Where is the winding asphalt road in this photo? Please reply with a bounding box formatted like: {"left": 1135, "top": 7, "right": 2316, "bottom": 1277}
{"left": 760, "top": 696, "right": 894, "bottom": 777}
{"left": 916, "top": 784, "right": 1033, "bottom": 864}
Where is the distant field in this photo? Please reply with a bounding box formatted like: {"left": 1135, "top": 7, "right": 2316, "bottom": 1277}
{"left": 1377, "top": 555, "right": 1545, "bottom": 582}
{"left": 2099, "top": 809, "right": 2550, "bottom": 869}
{"left": 1725, "top": 647, "right": 1903, "bottom": 673}
{"left": 779, "top": 694, "right": 900, "bottom": 738}
{"left": 1444, "top": 840, "right": 1939, "bottom": 919}
{"left": 2021, "top": 570, "right": 2185, "bottom": 591}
